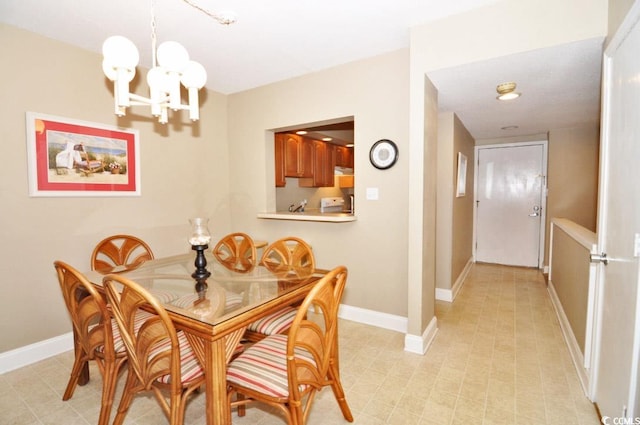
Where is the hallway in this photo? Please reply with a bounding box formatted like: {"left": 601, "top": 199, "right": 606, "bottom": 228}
{"left": 421, "top": 263, "right": 600, "bottom": 424}
{"left": 0, "top": 263, "right": 600, "bottom": 424}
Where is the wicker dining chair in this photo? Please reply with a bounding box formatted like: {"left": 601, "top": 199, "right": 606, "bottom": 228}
{"left": 53, "top": 261, "right": 130, "bottom": 425}
{"left": 242, "top": 236, "right": 316, "bottom": 343}
{"left": 212, "top": 232, "right": 257, "bottom": 273}
{"left": 90, "top": 234, "right": 154, "bottom": 273}
{"left": 227, "top": 265, "right": 353, "bottom": 425}
{"left": 103, "top": 273, "right": 205, "bottom": 425}
{"left": 259, "top": 236, "right": 315, "bottom": 271}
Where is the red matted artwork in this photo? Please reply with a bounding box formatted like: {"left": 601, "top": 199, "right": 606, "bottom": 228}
{"left": 26, "top": 112, "right": 140, "bottom": 197}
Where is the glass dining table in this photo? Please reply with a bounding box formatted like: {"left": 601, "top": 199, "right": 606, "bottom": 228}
{"left": 84, "top": 250, "right": 327, "bottom": 425}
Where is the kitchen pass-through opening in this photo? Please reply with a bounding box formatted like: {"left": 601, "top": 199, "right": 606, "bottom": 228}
{"left": 272, "top": 117, "right": 355, "bottom": 215}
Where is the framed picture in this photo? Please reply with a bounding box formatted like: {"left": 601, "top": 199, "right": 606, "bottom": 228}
{"left": 456, "top": 152, "right": 467, "bottom": 197}
{"left": 26, "top": 112, "right": 140, "bottom": 197}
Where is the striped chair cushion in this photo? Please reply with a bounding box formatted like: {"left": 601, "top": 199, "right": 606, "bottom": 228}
{"left": 105, "top": 310, "right": 155, "bottom": 354}
{"left": 154, "top": 330, "right": 204, "bottom": 384}
{"left": 226, "top": 334, "right": 315, "bottom": 398}
{"left": 170, "top": 291, "right": 244, "bottom": 312}
{"left": 246, "top": 306, "right": 297, "bottom": 336}
{"left": 169, "top": 294, "right": 200, "bottom": 309}
{"left": 148, "top": 289, "right": 180, "bottom": 304}
{"left": 224, "top": 291, "right": 244, "bottom": 313}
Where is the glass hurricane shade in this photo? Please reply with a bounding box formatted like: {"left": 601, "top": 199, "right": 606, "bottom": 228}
{"left": 189, "top": 218, "right": 211, "bottom": 246}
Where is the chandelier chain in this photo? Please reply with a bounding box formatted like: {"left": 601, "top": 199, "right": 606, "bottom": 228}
{"left": 150, "top": 0, "right": 158, "bottom": 66}
{"left": 180, "top": 0, "right": 236, "bottom": 25}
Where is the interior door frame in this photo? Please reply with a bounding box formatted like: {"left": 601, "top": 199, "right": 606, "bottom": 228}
{"left": 591, "top": 0, "right": 640, "bottom": 413}
{"left": 473, "top": 140, "right": 548, "bottom": 269}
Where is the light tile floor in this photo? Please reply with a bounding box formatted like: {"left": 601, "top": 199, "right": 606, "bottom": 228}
{"left": 0, "top": 263, "right": 601, "bottom": 425}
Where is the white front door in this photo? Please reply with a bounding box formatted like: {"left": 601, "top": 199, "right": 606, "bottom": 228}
{"left": 475, "top": 143, "right": 546, "bottom": 268}
{"left": 593, "top": 4, "right": 640, "bottom": 418}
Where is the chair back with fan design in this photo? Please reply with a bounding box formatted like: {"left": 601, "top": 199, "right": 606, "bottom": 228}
{"left": 103, "top": 273, "right": 205, "bottom": 425}
{"left": 91, "top": 234, "right": 154, "bottom": 273}
{"left": 54, "top": 260, "right": 127, "bottom": 425}
{"left": 227, "top": 265, "right": 353, "bottom": 425}
{"left": 212, "top": 232, "right": 257, "bottom": 273}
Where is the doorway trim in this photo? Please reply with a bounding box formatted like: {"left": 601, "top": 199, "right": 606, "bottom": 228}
{"left": 590, "top": 0, "right": 640, "bottom": 413}
{"left": 473, "top": 140, "right": 549, "bottom": 269}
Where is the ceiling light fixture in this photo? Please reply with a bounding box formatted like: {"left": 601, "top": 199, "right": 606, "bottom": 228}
{"left": 496, "top": 82, "right": 521, "bottom": 101}
{"left": 101, "top": 0, "right": 236, "bottom": 124}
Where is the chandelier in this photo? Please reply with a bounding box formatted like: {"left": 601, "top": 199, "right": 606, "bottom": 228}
{"left": 101, "top": 0, "right": 236, "bottom": 124}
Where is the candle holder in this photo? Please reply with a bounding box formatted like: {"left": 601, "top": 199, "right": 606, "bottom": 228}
{"left": 191, "top": 244, "right": 211, "bottom": 299}
{"left": 189, "top": 218, "right": 212, "bottom": 300}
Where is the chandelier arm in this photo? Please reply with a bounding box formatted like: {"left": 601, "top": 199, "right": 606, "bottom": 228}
{"left": 129, "top": 93, "right": 190, "bottom": 111}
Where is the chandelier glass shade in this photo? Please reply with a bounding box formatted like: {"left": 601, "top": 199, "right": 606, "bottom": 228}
{"left": 102, "top": 35, "right": 207, "bottom": 124}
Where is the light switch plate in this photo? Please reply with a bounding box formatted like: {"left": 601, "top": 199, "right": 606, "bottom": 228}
{"left": 366, "top": 187, "right": 379, "bottom": 200}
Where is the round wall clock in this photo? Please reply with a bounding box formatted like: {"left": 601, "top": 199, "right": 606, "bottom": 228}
{"left": 369, "top": 139, "right": 398, "bottom": 170}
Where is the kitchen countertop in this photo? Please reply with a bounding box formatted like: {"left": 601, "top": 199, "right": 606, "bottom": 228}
{"left": 257, "top": 211, "right": 357, "bottom": 222}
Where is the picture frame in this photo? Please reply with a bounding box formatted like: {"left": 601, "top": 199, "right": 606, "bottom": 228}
{"left": 26, "top": 112, "right": 140, "bottom": 197}
{"left": 456, "top": 152, "right": 467, "bottom": 197}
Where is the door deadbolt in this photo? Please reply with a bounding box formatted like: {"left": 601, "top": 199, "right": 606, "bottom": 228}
{"left": 590, "top": 252, "right": 609, "bottom": 265}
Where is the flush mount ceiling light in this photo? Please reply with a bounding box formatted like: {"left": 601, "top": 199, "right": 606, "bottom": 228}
{"left": 101, "top": 0, "right": 237, "bottom": 124}
{"left": 496, "top": 82, "right": 521, "bottom": 101}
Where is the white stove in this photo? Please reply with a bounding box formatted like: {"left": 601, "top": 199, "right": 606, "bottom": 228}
{"left": 320, "top": 197, "right": 346, "bottom": 213}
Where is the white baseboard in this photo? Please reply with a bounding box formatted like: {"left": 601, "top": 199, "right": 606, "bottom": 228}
{"left": 2, "top": 304, "right": 411, "bottom": 374}
{"left": 338, "top": 304, "right": 407, "bottom": 333}
{"left": 0, "top": 332, "right": 74, "bottom": 374}
{"left": 436, "top": 258, "right": 473, "bottom": 303}
{"left": 547, "top": 280, "right": 589, "bottom": 396}
{"left": 404, "top": 316, "right": 438, "bottom": 355}
{"left": 435, "top": 288, "right": 453, "bottom": 302}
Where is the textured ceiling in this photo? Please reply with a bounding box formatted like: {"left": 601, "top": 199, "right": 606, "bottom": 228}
{"left": 428, "top": 37, "right": 604, "bottom": 140}
{"left": 0, "top": 0, "right": 603, "bottom": 140}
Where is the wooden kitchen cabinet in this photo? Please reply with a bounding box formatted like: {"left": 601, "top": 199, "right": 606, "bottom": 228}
{"left": 283, "top": 134, "right": 313, "bottom": 178}
{"left": 274, "top": 133, "right": 286, "bottom": 187}
{"left": 335, "top": 145, "right": 354, "bottom": 168}
{"left": 299, "top": 139, "right": 336, "bottom": 187}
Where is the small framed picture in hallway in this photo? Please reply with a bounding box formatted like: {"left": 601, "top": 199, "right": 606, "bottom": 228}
{"left": 456, "top": 152, "right": 467, "bottom": 197}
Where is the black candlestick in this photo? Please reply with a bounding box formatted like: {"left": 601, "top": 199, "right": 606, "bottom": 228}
{"left": 191, "top": 244, "right": 211, "bottom": 300}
